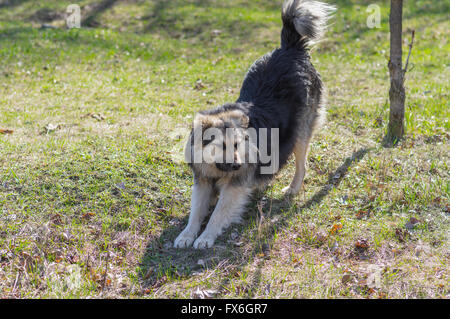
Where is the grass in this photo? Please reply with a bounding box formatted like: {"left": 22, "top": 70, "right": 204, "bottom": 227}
{"left": 0, "top": 0, "right": 448, "bottom": 298}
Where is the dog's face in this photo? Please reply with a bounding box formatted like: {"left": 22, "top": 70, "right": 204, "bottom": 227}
{"left": 186, "top": 109, "right": 258, "bottom": 178}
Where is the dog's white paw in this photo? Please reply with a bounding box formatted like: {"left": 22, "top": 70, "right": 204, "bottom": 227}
{"left": 282, "top": 186, "right": 298, "bottom": 196}
{"left": 193, "top": 232, "right": 216, "bottom": 249}
{"left": 174, "top": 230, "right": 197, "bottom": 248}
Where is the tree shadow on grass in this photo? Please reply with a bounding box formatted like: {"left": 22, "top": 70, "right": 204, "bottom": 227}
{"left": 0, "top": 0, "right": 30, "bottom": 9}
{"left": 138, "top": 147, "right": 372, "bottom": 295}
{"left": 333, "top": 0, "right": 448, "bottom": 16}
{"left": 325, "top": 0, "right": 449, "bottom": 42}
{"left": 141, "top": 0, "right": 277, "bottom": 41}
{"left": 82, "top": 0, "right": 119, "bottom": 27}
{"left": 241, "top": 147, "right": 372, "bottom": 297}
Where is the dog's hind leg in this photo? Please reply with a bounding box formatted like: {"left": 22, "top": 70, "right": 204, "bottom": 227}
{"left": 282, "top": 137, "right": 310, "bottom": 196}
{"left": 174, "top": 178, "right": 214, "bottom": 248}
{"left": 193, "top": 185, "right": 252, "bottom": 249}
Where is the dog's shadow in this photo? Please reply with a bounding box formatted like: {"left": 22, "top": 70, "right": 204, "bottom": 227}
{"left": 139, "top": 147, "right": 371, "bottom": 294}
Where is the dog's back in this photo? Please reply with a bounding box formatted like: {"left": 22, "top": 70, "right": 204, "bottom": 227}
{"left": 237, "top": 0, "right": 335, "bottom": 179}
{"left": 176, "top": 1, "right": 336, "bottom": 249}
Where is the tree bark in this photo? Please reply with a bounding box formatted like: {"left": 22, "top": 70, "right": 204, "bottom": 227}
{"left": 386, "top": 0, "right": 405, "bottom": 146}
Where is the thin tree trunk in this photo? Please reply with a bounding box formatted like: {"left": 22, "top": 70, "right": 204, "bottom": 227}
{"left": 386, "top": 0, "right": 405, "bottom": 146}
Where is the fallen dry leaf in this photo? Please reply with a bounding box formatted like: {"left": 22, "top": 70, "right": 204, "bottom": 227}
{"left": 378, "top": 292, "right": 387, "bottom": 299}
{"left": 355, "top": 238, "right": 370, "bottom": 249}
{"left": 194, "top": 79, "right": 206, "bottom": 90}
{"left": 81, "top": 112, "right": 105, "bottom": 121}
{"left": 356, "top": 210, "right": 370, "bottom": 219}
{"left": 81, "top": 212, "right": 95, "bottom": 220}
{"left": 395, "top": 227, "right": 408, "bottom": 243}
{"left": 50, "top": 213, "right": 63, "bottom": 225}
{"left": 330, "top": 223, "right": 343, "bottom": 235}
{"left": 0, "top": 129, "right": 14, "bottom": 134}
{"left": 332, "top": 214, "right": 342, "bottom": 221}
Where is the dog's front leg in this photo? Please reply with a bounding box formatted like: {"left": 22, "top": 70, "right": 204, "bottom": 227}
{"left": 174, "top": 178, "right": 213, "bottom": 248}
{"left": 193, "top": 185, "right": 251, "bottom": 249}
{"left": 283, "top": 137, "right": 310, "bottom": 196}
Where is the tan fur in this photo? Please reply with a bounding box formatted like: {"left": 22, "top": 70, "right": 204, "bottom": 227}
{"left": 175, "top": 111, "right": 257, "bottom": 248}
{"left": 282, "top": 137, "right": 310, "bottom": 195}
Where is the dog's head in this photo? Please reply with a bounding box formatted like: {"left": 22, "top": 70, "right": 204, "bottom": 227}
{"left": 185, "top": 108, "right": 258, "bottom": 178}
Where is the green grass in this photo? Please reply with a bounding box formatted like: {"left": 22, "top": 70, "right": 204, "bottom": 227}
{"left": 0, "top": 0, "right": 448, "bottom": 298}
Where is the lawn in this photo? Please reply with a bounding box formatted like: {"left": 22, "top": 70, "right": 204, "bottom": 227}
{"left": 0, "top": 0, "right": 448, "bottom": 298}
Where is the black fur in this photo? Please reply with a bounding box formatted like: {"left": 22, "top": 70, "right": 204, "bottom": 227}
{"left": 238, "top": 47, "right": 323, "bottom": 183}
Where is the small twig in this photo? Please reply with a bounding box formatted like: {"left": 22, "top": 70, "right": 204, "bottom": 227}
{"left": 101, "top": 252, "right": 110, "bottom": 291}
{"left": 267, "top": 187, "right": 273, "bottom": 220}
{"left": 12, "top": 271, "right": 22, "bottom": 294}
{"left": 403, "top": 29, "right": 415, "bottom": 82}
{"left": 85, "top": 252, "right": 90, "bottom": 272}
{"left": 256, "top": 201, "right": 265, "bottom": 236}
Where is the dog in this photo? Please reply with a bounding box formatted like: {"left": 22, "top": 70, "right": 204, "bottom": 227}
{"left": 174, "top": 0, "right": 335, "bottom": 249}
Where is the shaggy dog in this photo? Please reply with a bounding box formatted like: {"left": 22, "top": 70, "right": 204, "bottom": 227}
{"left": 174, "top": 0, "right": 336, "bottom": 248}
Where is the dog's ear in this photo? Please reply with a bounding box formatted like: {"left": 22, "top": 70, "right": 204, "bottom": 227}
{"left": 239, "top": 113, "right": 249, "bottom": 128}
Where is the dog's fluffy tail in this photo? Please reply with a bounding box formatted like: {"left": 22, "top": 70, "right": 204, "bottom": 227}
{"left": 281, "top": 0, "right": 336, "bottom": 49}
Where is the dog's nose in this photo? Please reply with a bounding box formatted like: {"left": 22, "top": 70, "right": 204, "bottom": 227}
{"left": 231, "top": 163, "right": 241, "bottom": 170}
